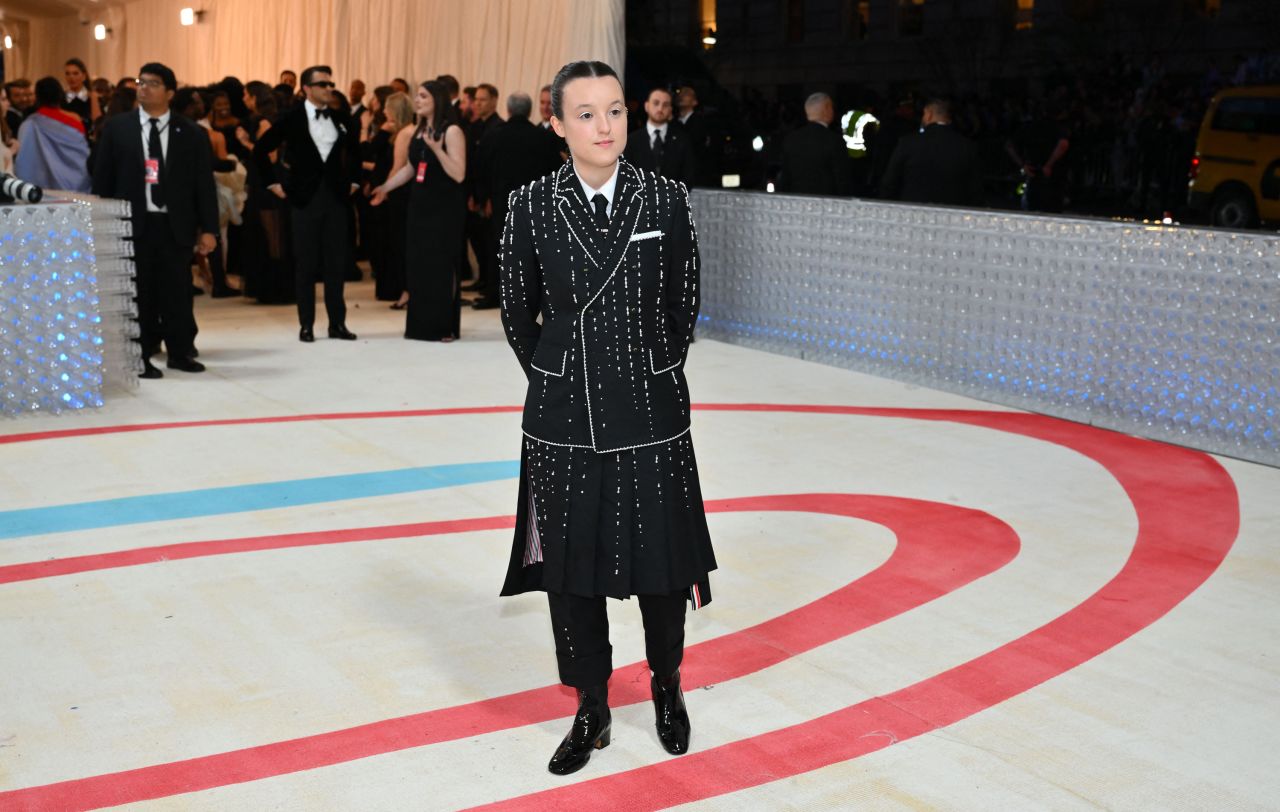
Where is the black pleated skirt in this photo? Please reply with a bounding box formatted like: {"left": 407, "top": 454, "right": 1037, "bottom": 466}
{"left": 500, "top": 432, "right": 716, "bottom": 608}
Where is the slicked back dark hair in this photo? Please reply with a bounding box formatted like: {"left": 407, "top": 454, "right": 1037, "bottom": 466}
{"left": 549, "top": 60, "right": 619, "bottom": 120}
{"left": 300, "top": 65, "right": 333, "bottom": 87}
{"left": 436, "top": 74, "right": 459, "bottom": 96}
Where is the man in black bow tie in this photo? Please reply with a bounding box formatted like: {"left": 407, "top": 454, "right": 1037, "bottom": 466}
{"left": 253, "top": 65, "right": 361, "bottom": 342}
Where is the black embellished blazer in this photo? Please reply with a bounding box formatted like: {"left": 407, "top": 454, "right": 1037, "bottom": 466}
{"left": 499, "top": 158, "right": 700, "bottom": 453}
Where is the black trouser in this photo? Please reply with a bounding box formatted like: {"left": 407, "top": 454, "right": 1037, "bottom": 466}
{"left": 136, "top": 214, "right": 196, "bottom": 361}
{"left": 465, "top": 210, "right": 491, "bottom": 289}
{"left": 547, "top": 591, "right": 687, "bottom": 689}
{"left": 292, "top": 185, "right": 349, "bottom": 329}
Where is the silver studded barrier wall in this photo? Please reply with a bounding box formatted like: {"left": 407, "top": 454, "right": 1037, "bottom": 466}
{"left": 690, "top": 191, "right": 1280, "bottom": 467}
{"left": 1, "top": 196, "right": 140, "bottom": 416}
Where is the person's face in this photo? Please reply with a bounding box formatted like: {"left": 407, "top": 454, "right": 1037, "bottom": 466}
{"left": 645, "top": 90, "right": 673, "bottom": 125}
{"left": 414, "top": 86, "right": 433, "bottom": 119}
{"left": 474, "top": 88, "right": 495, "bottom": 119}
{"left": 65, "top": 64, "right": 86, "bottom": 91}
{"left": 136, "top": 73, "right": 174, "bottom": 112}
{"left": 212, "top": 95, "right": 231, "bottom": 119}
{"left": 349, "top": 81, "right": 365, "bottom": 103}
{"left": 20, "top": 86, "right": 35, "bottom": 108}
{"left": 677, "top": 88, "right": 696, "bottom": 112}
{"left": 460, "top": 93, "right": 473, "bottom": 118}
{"left": 304, "top": 72, "right": 334, "bottom": 106}
{"left": 551, "top": 76, "right": 626, "bottom": 169}
{"left": 244, "top": 89, "right": 256, "bottom": 112}
{"left": 280, "top": 72, "right": 297, "bottom": 89}
{"left": 539, "top": 89, "right": 552, "bottom": 122}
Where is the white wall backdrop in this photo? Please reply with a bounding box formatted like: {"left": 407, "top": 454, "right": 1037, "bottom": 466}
{"left": 18, "top": 0, "right": 623, "bottom": 102}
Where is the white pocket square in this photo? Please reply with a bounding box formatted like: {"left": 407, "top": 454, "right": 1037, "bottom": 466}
{"left": 629, "top": 230, "right": 663, "bottom": 242}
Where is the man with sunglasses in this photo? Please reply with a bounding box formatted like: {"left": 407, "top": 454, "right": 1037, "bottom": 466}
{"left": 253, "top": 65, "right": 360, "bottom": 342}
{"left": 92, "top": 63, "right": 218, "bottom": 379}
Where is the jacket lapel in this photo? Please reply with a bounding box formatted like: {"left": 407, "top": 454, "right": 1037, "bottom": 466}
{"left": 554, "top": 161, "right": 602, "bottom": 268}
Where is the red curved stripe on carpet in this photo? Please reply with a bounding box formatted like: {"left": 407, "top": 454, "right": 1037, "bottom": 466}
{"left": 464, "top": 410, "right": 1240, "bottom": 811}
{"left": 0, "top": 494, "right": 1017, "bottom": 810}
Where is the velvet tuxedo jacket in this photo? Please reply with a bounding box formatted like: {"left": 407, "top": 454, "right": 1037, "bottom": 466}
{"left": 499, "top": 158, "right": 700, "bottom": 454}
{"left": 251, "top": 103, "right": 359, "bottom": 207}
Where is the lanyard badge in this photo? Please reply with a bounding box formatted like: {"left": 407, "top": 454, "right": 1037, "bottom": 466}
{"left": 415, "top": 161, "right": 428, "bottom": 183}
{"left": 145, "top": 158, "right": 161, "bottom": 184}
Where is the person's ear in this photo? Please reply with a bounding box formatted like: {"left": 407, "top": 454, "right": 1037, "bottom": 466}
{"left": 551, "top": 115, "right": 566, "bottom": 138}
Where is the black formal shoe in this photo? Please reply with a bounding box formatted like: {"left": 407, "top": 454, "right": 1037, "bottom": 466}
{"left": 190, "top": 347, "right": 199, "bottom": 358}
{"left": 471, "top": 297, "right": 500, "bottom": 310}
{"left": 192, "top": 285, "right": 205, "bottom": 296}
{"left": 651, "top": 669, "right": 690, "bottom": 755}
{"left": 548, "top": 686, "right": 611, "bottom": 776}
{"left": 140, "top": 360, "right": 164, "bottom": 379}
{"left": 166, "top": 356, "right": 206, "bottom": 373}
{"left": 460, "top": 280, "right": 484, "bottom": 292}
{"left": 299, "top": 327, "right": 315, "bottom": 343}
{"left": 390, "top": 300, "right": 408, "bottom": 310}
{"left": 328, "top": 325, "right": 358, "bottom": 340}
{"left": 210, "top": 287, "right": 239, "bottom": 298}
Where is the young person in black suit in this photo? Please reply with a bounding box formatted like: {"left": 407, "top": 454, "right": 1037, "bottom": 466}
{"left": 622, "top": 87, "right": 696, "bottom": 187}
{"left": 92, "top": 62, "right": 218, "bottom": 378}
{"left": 252, "top": 65, "right": 360, "bottom": 342}
{"left": 499, "top": 60, "right": 716, "bottom": 776}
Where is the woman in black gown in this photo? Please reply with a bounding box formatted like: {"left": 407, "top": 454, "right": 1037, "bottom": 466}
{"left": 365, "top": 91, "right": 413, "bottom": 305}
{"left": 498, "top": 61, "right": 716, "bottom": 776}
{"left": 371, "top": 81, "right": 466, "bottom": 341}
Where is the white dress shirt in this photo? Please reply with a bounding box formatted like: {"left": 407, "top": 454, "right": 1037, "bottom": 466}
{"left": 304, "top": 99, "right": 339, "bottom": 162}
{"left": 139, "top": 107, "right": 171, "bottom": 214}
{"left": 576, "top": 161, "right": 620, "bottom": 218}
{"left": 678, "top": 111, "right": 693, "bottom": 125}
{"left": 645, "top": 121, "right": 669, "bottom": 149}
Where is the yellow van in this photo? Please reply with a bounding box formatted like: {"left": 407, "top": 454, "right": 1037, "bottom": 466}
{"left": 1187, "top": 85, "right": 1280, "bottom": 228}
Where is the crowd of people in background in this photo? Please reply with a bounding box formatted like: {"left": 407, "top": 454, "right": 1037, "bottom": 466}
{"left": 1, "top": 49, "right": 1274, "bottom": 378}
{"left": 737, "top": 49, "right": 1280, "bottom": 219}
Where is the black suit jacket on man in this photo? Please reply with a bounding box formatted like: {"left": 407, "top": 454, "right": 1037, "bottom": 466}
{"left": 479, "top": 117, "right": 564, "bottom": 222}
{"left": 779, "top": 121, "right": 850, "bottom": 196}
{"left": 500, "top": 158, "right": 699, "bottom": 453}
{"left": 466, "top": 112, "right": 504, "bottom": 203}
{"left": 91, "top": 111, "right": 218, "bottom": 245}
{"left": 878, "top": 123, "right": 983, "bottom": 207}
{"left": 623, "top": 124, "right": 696, "bottom": 187}
{"left": 251, "top": 104, "right": 359, "bottom": 207}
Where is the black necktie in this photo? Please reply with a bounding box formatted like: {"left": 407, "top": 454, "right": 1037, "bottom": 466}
{"left": 591, "top": 193, "right": 608, "bottom": 232}
{"left": 148, "top": 118, "right": 165, "bottom": 208}
{"left": 652, "top": 129, "right": 665, "bottom": 164}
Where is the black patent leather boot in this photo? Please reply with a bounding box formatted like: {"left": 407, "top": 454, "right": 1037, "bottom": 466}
{"left": 651, "top": 669, "right": 690, "bottom": 755}
{"left": 548, "top": 684, "right": 611, "bottom": 775}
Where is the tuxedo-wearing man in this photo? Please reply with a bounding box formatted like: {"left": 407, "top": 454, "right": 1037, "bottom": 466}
{"left": 464, "top": 84, "right": 504, "bottom": 300}
{"left": 623, "top": 88, "right": 696, "bottom": 187}
{"left": 779, "top": 92, "right": 850, "bottom": 196}
{"left": 879, "top": 99, "right": 983, "bottom": 207}
{"left": 253, "top": 65, "right": 360, "bottom": 341}
{"left": 92, "top": 62, "right": 218, "bottom": 378}
{"left": 477, "top": 93, "right": 564, "bottom": 308}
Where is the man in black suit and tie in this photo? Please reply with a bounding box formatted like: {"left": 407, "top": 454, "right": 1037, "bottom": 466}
{"left": 92, "top": 62, "right": 218, "bottom": 379}
{"left": 779, "top": 92, "right": 851, "bottom": 196}
{"left": 879, "top": 98, "right": 983, "bottom": 207}
{"left": 253, "top": 65, "right": 360, "bottom": 342}
{"left": 538, "top": 83, "right": 568, "bottom": 159}
{"left": 623, "top": 87, "right": 696, "bottom": 186}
